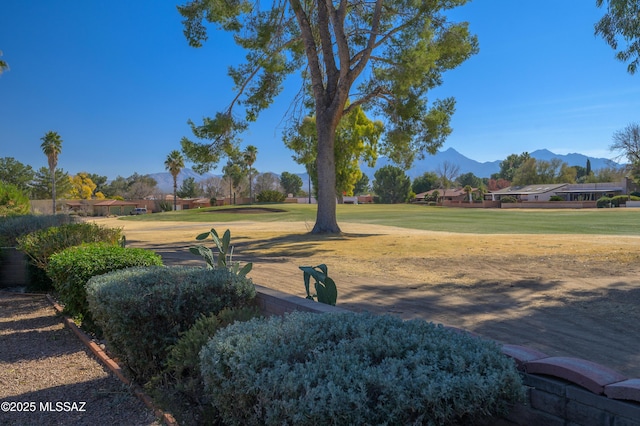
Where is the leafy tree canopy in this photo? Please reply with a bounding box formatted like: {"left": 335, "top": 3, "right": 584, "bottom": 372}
{"left": 177, "top": 176, "right": 200, "bottom": 198}
{"left": 0, "top": 157, "right": 35, "bottom": 193}
{"left": 178, "top": 0, "right": 478, "bottom": 233}
{"left": 372, "top": 165, "right": 411, "bottom": 204}
{"left": 411, "top": 171, "right": 439, "bottom": 194}
{"left": 595, "top": 0, "right": 640, "bottom": 74}
{"left": 31, "top": 167, "right": 71, "bottom": 200}
{"left": 280, "top": 171, "right": 303, "bottom": 196}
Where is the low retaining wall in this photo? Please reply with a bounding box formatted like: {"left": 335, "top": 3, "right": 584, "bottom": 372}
{"left": 254, "top": 285, "right": 640, "bottom": 425}
{"left": 501, "top": 201, "right": 597, "bottom": 209}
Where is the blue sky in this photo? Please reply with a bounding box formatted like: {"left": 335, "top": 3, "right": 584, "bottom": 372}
{"left": 1, "top": 0, "right": 638, "bottom": 180}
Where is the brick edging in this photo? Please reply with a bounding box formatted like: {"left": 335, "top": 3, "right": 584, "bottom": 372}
{"left": 45, "top": 294, "right": 179, "bottom": 426}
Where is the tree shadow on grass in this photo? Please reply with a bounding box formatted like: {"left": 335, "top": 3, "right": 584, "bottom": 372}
{"left": 338, "top": 278, "right": 640, "bottom": 378}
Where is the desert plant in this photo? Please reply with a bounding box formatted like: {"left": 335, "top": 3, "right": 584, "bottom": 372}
{"left": 256, "top": 190, "right": 286, "bottom": 203}
{"left": 200, "top": 311, "right": 525, "bottom": 426}
{"left": 47, "top": 243, "right": 163, "bottom": 329}
{"left": 16, "top": 222, "right": 122, "bottom": 270}
{"left": 86, "top": 266, "right": 256, "bottom": 382}
{"left": 189, "top": 228, "right": 252, "bottom": 276}
{"left": 300, "top": 263, "right": 337, "bottom": 305}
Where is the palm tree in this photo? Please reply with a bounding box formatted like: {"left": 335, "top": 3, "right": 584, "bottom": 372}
{"left": 40, "top": 131, "right": 63, "bottom": 213}
{"left": 164, "top": 150, "right": 185, "bottom": 211}
{"left": 464, "top": 185, "right": 473, "bottom": 204}
{"left": 243, "top": 145, "right": 258, "bottom": 203}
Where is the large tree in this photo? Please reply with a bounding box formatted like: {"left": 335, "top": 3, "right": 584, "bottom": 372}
{"left": 178, "top": 0, "right": 478, "bottom": 233}
{"left": 280, "top": 171, "right": 303, "bottom": 196}
{"left": 165, "top": 150, "right": 185, "bottom": 210}
{"left": 31, "top": 167, "right": 72, "bottom": 200}
{"left": 595, "top": 0, "right": 640, "bottom": 74}
{"left": 40, "top": 131, "right": 63, "bottom": 213}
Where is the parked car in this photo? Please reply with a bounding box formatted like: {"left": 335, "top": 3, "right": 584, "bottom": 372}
{"left": 130, "top": 208, "right": 148, "bottom": 215}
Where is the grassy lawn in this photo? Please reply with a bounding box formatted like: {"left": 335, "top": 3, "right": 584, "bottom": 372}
{"left": 119, "top": 203, "right": 640, "bottom": 235}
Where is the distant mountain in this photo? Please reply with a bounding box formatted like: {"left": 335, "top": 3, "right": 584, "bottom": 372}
{"left": 147, "top": 149, "right": 620, "bottom": 192}
{"left": 360, "top": 148, "right": 620, "bottom": 180}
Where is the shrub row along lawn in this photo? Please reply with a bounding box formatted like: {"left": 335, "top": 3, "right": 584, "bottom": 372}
{"left": 1, "top": 214, "right": 526, "bottom": 424}
{"left": 121, "top": 203, "right": 640, "bottom": 235}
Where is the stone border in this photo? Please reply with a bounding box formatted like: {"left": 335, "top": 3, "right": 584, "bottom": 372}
{"left": 45, "top": 295, "right": 178, "bottom": 426}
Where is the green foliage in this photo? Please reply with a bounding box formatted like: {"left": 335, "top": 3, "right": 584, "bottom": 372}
{"left": 165, "top": 307, "right": 262, "bottom": 405}
{"left": 0, "top": 182, "right": 30, "bottom": 217}
{"left": 189, "top": 227, "right": 253, "bottom": 276}
{"left": 500, "top": 196, "right": 518, "bottom": 204}
{"left": 177, "top": 176, "right": 199, "bottom": 198}
{"left": 597, "top": 196, "right": 613, "bottom": 208}
{"left": 30, "top": 167, "right": 72, "bottom": 200}
{"left": 0, "top": 214, "right": 75, "bottom": 249}
{"left": 200, "top": 311, "right": 524, "bottom": 426}
{"left": 412, "top": 171, "right": 439, "bottom": 194}
{"left": 372, "top": 165, "right": 411, "bottom": 204}
{"left": 86, "top": 266, "right": 256, "bottom": 382}
{"left": 279, "top": 171, "right": 303, "bottom": 196}
{"left": 549, "top": 195, "right": 564, "bottom": 201}
{"left": 595, "top": 0, "right": 640, "bottom": 74}
{"left": 256, "top": 189, "right": 285, "bottom": 203}
{"left": 300, "top": 264, "right": 337, "bottom": 306}
{"left": 0, "top": 157, "right": 35, "bottom": 193}
{"left": 16, "top": 222, "right": 122, "bottom": 270}
{"left": 47, "top": 243, "right": 163, "bottom": 329}
{"left": 284, "top": 106, "right": 382, "bottom": 198}
{"left": 155, "top": 199, "right": 173, "bottom": 212}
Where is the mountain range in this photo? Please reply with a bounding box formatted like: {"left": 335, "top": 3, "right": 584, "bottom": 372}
{"left": 148, "top": 148, "right": 621, "bottom": 193}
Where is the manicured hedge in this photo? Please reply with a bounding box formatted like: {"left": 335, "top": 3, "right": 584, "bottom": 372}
{"left": 86, "top": 266, "right": 256, "bottom": 382}
{"left": 16, "top": 222, "right": 122, "bottom": 270}
{"left": 47, "top": 243, "right": 163, "bottom": 327}
{"left": 200, "top": 311, "right": 524, "bottom": 426}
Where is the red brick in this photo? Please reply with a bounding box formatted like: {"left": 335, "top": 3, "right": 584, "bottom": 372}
{"left": 525, "top": 357, "right": 627, "bottom": 394}
{"left": 501, "top": 344, "right": 549, "bottom": 370}
{"left": 605, "top": 379, "right": 640, "bottom": 403}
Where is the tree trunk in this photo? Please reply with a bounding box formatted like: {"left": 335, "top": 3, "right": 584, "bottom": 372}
{"left": 312, "top": 113, "right": 341, "bottom": 234}
{"left": 51, "top": 167, "right": 57, "bottom": 214}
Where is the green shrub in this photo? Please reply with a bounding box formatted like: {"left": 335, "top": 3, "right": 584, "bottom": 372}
{"left": 597, "top": 196, "right": 612, "bottom": 208}
{"left": 549, "top": 195, "right": 564, "bottom": 201}
{"left": 500, "top": 196, "right": 517, "bottom": 203}
{"left": 16, "top": 222, "right": 122, "bottom": 270}
{"left": 86, "top": 266, "right": 256, "bottom": 382}
{"left": 0, "top": 182, "right": 30, "bottom": 217}
{"left": 0, "top": 214, "right": 76, "bottom": 248}
{"left": 47, "top": 243, "right": 163, "bottom": 329}
{"left": 165, "top": 307, "right": 262, "bottom": 405}
{"left": 256, "top": 190, "right": 285, "bottom": 203}
{"left": 200, "top": 312, "right": 525, "bottom": 426}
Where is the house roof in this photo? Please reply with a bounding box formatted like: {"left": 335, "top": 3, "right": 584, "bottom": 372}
{"left": 93, "top": 200, "right": 138, "bottom": 206}
{"left": 491, "top": 184, "right": 567, "bottom": 195}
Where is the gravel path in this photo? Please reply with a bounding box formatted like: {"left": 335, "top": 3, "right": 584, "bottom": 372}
{"left": 0, "top": 291, "right": 162, "bottom": 426}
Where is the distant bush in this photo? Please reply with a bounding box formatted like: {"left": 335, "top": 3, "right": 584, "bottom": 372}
{"left": 47, "top": 243, "right": 163, "bottom": 330}
{"left": 597, "top": 196, "right": 612, "bottom": 208}
{"left": 500, "top": 196, "right": 517, "bottom": 203}
{"left": 16, "top": 222, "right": 122, "bottom": 271}
{"left": 0, "top": 183, "right": 30, "bottom": 217}
{"left": 549, "top": 195, "right": 564, "bottom": 201}
{"left": 86, "top": 266, "right": 256, "bottom": 382}
{"left": 256, "top": 190, "right": 285, "bottom": 203}
{"left": 200, "top": 311, "right": 525, "bottom": 426}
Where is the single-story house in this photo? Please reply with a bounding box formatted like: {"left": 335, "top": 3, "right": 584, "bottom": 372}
{"left": 487, "top": 184, "right": 568, "bottom": 202}
{"left": 93, "top": 199, "right": 140, "bottom": 216}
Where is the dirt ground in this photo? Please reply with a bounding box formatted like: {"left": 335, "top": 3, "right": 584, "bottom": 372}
{"left": 94, "top": 216, "right": 640, "bottom": 378}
